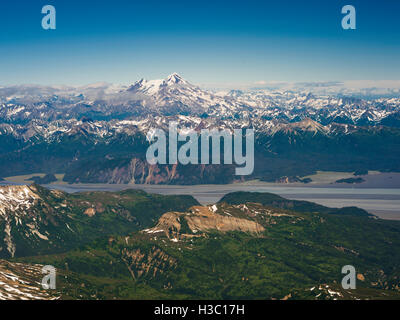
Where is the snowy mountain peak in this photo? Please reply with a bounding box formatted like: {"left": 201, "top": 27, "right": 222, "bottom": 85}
{"left": 166, "top": 72, "right": 186, "bottom": 84}
{"left": 122, "top": 73, "right": 242, "bottom": 114}
{"left": 127, "top": 73, "right": 190, "bottom": 95}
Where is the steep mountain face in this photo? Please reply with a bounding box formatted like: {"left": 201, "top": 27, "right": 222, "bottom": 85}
{"left": 64, "top": 159, "right": 238, "bottom": 185}
{"left": 0, "top": 185, "right": 199, "bottom": 258}
{"left": 12, "top": 191, "right": 400, "bottom": 300}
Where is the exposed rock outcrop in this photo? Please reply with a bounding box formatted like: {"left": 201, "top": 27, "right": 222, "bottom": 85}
{"left": 64, "top": 158, "right": 238, "bottom": 185}
{"left": 144, "top": 205, "right": 265, "bottom": 241}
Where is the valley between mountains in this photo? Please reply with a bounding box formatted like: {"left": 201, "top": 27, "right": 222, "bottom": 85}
{"left": 0, "top": 185, "right": 399, "bottom": 300}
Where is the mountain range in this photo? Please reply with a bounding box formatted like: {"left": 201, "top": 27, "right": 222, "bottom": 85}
{"left": 0, "top": 74, "right": 399, "bottom": 184}
{"left": 2, "top": 73, "right": 400, "bottom": 125}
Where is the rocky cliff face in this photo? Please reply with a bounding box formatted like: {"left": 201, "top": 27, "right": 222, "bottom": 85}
{"left": 64, "top": 158, "right": 239, "bottom": 185}
{"left": 144, "top": 205, "right": 265, "bottom": 241}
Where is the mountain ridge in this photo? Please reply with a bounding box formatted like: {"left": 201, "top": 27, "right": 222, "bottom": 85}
{"left": 1, "top": 73, "right": 400, "bottom": 126}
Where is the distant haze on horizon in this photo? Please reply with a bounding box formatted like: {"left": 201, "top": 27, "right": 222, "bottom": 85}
{"left": 3, "top": 75, "right": 400, "bottom": 96}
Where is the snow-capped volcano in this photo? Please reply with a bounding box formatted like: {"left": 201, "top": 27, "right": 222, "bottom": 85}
{"left": 127, "top": 73, "right": 190, "bottom": 94}
{"left": 126, "top": 73, "right": 240, "bottom": 115}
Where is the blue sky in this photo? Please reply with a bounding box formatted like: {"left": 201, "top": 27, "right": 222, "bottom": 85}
{"left": 0, "top": 0, "right": 399, "bottom": 86}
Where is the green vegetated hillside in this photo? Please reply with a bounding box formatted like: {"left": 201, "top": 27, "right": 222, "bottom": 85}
{"left": 0, "top": 184, "right": 199, "bottom": 259}
{"left": 10, "top": 189, "right": 400, "bottom": 300}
